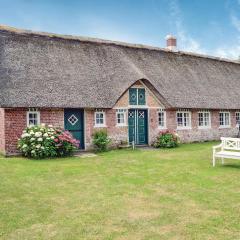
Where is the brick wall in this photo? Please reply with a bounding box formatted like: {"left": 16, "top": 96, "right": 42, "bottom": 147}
{"left": 85, "top": 109, "right": 128, "bottom": 150}
{"left": 3, "top": 108, "right": 64, "bottom": 155}
{"left": 4, "top": 108, "right": 27, "bottom": 155}
{"left": 40, "top": 108, "right": 64, "bottom": 127}
{"left": 167, "top": 109, "right": 238, "bottom": 143}
{"left": 0, "top": 108, "right": 5, "bottom": 154}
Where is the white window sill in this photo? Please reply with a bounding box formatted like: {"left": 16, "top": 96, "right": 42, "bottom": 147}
{"left": 158, "top": 127, "right": 167, "bottom": 130}
{"left": 177, "top": 127, "right": 192, "bottom": 130}
{"left": 219, "top": 126, "right": 231, "bottom": 129}
{"left": 116, "top": 124, "right": 127, "bottom": 127}
{"left": 128, "top": 105, "right": 148, "bottom": 108}
{"left": 94, "top": 125, "right": 107, "bottom": 128}
{"left": 198, "top": 126, "right": 211, "bottom": 130}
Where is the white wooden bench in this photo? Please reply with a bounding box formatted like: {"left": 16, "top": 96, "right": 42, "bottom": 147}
{"left": 212, "top": 137, "right": 240, "bottom": 166}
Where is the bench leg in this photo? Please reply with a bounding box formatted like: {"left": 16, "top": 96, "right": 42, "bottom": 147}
{"left": 221, "top": 157, "right": 224, "bottom": 165}
{"left": 213, "top": 155, "right": 216, "bottom": 167}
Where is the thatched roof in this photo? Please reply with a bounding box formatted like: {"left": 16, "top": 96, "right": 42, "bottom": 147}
{"left": 0, "top": 25, "right": 240, "bottom": 109}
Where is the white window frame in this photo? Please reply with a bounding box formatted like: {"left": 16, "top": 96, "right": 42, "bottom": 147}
{"left": 236, "top": 112, "right": 240, "bottom": 127}
{"left": 176, "top": 109, "right": 191, "bottom": 130}
{"left": 198, "top": 110, "right": 211, "bottom": 129}
{"left": 219, "top": 111, "right": 231, "bottom": 128}
{"left": 158, "top": 108, "right": 166, "bottom": 129}
{"left": 94, "top": 110, "right": 106, "bottom": 128}
{"left": 116, "top": 109, "right": 127, "bottom": 127}
{"left": 27, "top": 108, "right": 40, "bottom": 127}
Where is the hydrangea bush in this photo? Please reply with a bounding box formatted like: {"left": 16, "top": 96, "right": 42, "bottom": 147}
{"left": 18, "top": 124, "right": 79, "bottom": 158}
{"left": 153, "top": 130, "right": 180, "bottom": 148}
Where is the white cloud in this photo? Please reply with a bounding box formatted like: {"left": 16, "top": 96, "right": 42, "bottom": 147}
{"left": 168, "top": 0, "right": 206, "bottom": 54}
{"left": 214, "top": 45, "right": 240, "bottom": 59}
{"left": 215, "top": 13, "right": 240, "bottom": 59}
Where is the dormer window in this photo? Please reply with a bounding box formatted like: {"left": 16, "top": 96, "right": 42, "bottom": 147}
{"left": 129, "top": 88, "right": 145, "bottom": 105}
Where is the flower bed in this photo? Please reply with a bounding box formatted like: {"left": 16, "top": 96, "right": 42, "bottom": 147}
{"left": 18, "top": 124, "right": 79, "bottom": 158}
{"left": 153, "top": 130, "right": 180, "bottom": 148}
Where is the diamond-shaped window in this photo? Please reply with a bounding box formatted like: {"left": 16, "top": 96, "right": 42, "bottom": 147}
{"left": 68, "top": 114, "right": 78, "bottom": 126}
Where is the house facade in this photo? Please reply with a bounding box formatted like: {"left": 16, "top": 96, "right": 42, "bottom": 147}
{"left": 0, "top": 26, "right": 240, "bottom": 155}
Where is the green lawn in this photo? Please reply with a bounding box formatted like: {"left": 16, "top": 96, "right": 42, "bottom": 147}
{"left": 0, "top": 142, "right": 240, "bottom": 240}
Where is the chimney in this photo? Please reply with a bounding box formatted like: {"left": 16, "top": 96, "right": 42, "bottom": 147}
{"left": 166, "top": 34, "right": 177, "bottom": 51}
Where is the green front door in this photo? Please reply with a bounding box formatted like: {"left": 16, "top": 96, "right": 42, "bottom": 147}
{"left": 64, "top": 109, "right": 84, "bottom": 149}
{"left": 128, "top": 109, "right": 148, "bottom": 145}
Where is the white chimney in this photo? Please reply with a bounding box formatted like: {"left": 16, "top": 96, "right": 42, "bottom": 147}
{"left": 165, "top": 34, "right": 177, "bottom": 51}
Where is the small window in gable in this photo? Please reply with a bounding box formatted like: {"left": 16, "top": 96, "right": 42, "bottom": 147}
{"left": 116, "top": 109, "right": 127, "bottom": 126}
{"left": 129, "top": 88, "right": 145, "bottom": 105}
{"left": 138, "top": 88, "right": 146, "bottom": 105}
{"left": 27, "top": 108, "right": 40, "bottom": 127}
{"left": 94, "top": 110, "right": 106, "bottom": 127}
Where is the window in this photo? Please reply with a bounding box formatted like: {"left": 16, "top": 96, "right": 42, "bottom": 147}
{"left": 129, "top": 88, "right": 146, "bottom": 105}
{"left": 27, "top": 109, "right": 40, "bottom": 127}
{"left": 94, "top": 110, "right": 106, "bottom": 127}
{"left": 116, "top": 109, "right": 127, "bottom": 126}
{"left": 176, "top": 110, "right": 191, "bottom": 129}
{"left": 198, "top": 111, "right": 211, "bottom": 128}
{"left": 219, "top": 111, "right": 230, "bottom": 128}
{"left": 236, "top": 112, "right": 240, "bottom": 126}
{"left": 158, "top": 109, "right": 166, "bottom": 129}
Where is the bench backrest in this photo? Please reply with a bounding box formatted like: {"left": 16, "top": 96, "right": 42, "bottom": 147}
{"left": 220, "top": 137, "right": 240, "bottom": 151}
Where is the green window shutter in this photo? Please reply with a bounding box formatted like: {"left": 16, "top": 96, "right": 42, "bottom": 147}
{"left": 138, "top": 88, "right": 146, "bottom": 105}
{"left": 129, "top": 88, "right": 137, "bottom": 105}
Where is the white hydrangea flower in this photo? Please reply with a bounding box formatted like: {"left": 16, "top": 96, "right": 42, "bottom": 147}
{"left": 30, "top": 138, "right": 35, "bottom": 142}
{"left": 35, "top": 132, "right": 42, "bottom": 137}
{"left": 41, "top": 146, "right": 45, "bottom": 149}
{"left": 38, "top": 138, "right": 43, "bottom": 142}
{"left": 21, "top": 133, "right": 30, "bottom": 138}
{"left": 36, "top": 144, "right": 41, "bottom": 149}
{"left": 31, "top": 150, "right": 35, "bottom": 153}
{"left": 22, "top": 144, "right": 27, "bottom": 148}
{"left": 50, "top": 136, "right": 55, "bottom": 140}
{"left": 43, "top": 133, "right": 48, "bottom": 137}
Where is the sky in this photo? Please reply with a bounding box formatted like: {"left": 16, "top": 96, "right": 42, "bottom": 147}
{"left": 0, "top": 0, "right": 240, "bottom": 59}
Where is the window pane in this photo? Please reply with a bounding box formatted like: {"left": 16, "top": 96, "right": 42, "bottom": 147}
{"left": 177, "top": 113, "right": 183, "bottom": 126}
{"left": 158, "top": 112, "right": 165, "bottom": 127}
{"left": 28, "top": 112, "right": 39, "bottom": 126}
{"left": 225, "top": 113, "right": 230, "bottom": 125}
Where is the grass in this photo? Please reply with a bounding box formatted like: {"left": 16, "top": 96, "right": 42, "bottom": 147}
{"left": 0, "top": 142, "right": 240, "bottom": 240}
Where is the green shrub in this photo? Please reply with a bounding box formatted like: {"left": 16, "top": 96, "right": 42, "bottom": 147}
{"left": 92, "top": 130, "right": 111, "bottom": 152}
{"left": 18, "top": 124, "right": 79, "bottom": 159}
{"left": 153, "top": 130, "right": 179, "bottom": 148}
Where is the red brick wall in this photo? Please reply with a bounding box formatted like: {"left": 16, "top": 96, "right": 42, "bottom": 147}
{"left": 0, "top": 108, "right": 5, "bottom": 154}
{"left": 3, "top": 108, "right": 64, "bottom": 155}
{"left": 85, "top": 109, "right": 128, "bottom": 149}
{"left": 40, "top": 109, "right": 64, "bottom": 127}
{"left": 166, "top": 109, "right": 238, "bottom": 143}
{"left": 2, "top": 107, "right": 239, "bottom": 154}
{"left": 4, "top": 108, "right": 27, "bottom": 155}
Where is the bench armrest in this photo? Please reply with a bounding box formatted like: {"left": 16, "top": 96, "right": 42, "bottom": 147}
{"left": 213, "top": 144, "right": 222, "bottom": 150}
